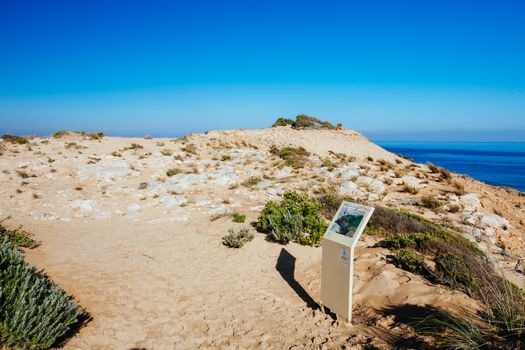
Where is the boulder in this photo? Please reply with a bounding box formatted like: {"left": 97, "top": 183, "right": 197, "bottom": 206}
{"left": 479, "top": 213, "right": 510, "bottom": 230}
{"left": 368, "top": 180, "right": 386, "bottom": 194}
{"left": 356, "top": 176, "right": 374, "bottom": 186}
{"left": 338, "top": 181, "right": 365, "bottom": 198}
{"left": 459, "top": 193, "right": 481, "bottom": 212}
{"left": 401, "top": 176, "right": 420, "bottom": 192}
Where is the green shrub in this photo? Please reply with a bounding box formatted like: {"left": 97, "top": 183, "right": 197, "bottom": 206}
{"left": 435, "top": 252, "right": 478, "bottom": 293}
{"left": 51, "top": 130, "right": 69, "bottom": 138}
{"left": 232, "top": 213, "right": 246, "bottom": 223}
{"left": 221, "top": 154, "right": 232, "bottom": 161}
{"left": 272, "top": 117, "right": 294, "bottom": 127}
{"left": 390, "top": 248, "right": 429, "bottom": 277}
{"left": 0, "top": 239, "right": 87, "bottom": 349}
{"left": 0, "top": 224, "right": 39, "bottom": 249}
{"left": 365, "top": 206, "right": 430, "bottom": 236}
{"left": 2, "top": 134, "right": 28, "bottom": 145}
{"left": 271, "top": 115, "right": 340, "bottom": 130}
{"left": 292, "top": 114, "right": 339, "bottom": 130}
{"left": 269, "top": 145, "right": 310, "bottom": 168}
{"left": 256, "top": 191, "right": 327, "bottom": 246}
{"left": 84, "top": 132, "right": 104, "bottom": 140}
{"left": 222, "top": 228, "right": 254, "bottom": 248}
{"left": 420, "top": 195, "right": 442, "bottom": 210}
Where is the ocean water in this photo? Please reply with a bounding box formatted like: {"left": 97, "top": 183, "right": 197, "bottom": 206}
{"left": 375, "top": 141, "right": 525, "bottom": 193}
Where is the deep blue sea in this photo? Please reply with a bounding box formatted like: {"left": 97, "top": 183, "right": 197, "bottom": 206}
{"left": 375, "top": 141, "right": 525, "bottom": 193}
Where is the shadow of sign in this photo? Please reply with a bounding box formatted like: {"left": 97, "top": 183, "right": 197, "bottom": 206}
{"left": 275, "top": 248, "right": 320, "bottom": 311}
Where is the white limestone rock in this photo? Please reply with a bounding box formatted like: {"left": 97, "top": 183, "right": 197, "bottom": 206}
{"left": 160, "top": 195, "right": 187, "bottom": 207}
{"left": 368, "top": 180, "right": 386, "bottom": 194}
{"left": 72, "top": 199, "right": 97, "bottom": 212}
{"left": 401, "top": 176, "right": 420, "bottom": 192}
{"left": 338, "top": 181, "right": 365, "bottom": 198}
{"left": 356, "top": 176, "right": 374, "bottom": 187}
{"left": 459, "top": 193, "right": 481, "bottom": 212}
{"left": 479, "top": 213, "right": 511, "bottom": 230}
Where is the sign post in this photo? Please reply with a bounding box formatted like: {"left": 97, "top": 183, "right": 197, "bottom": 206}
{"left": 321, "top": 201, "right": 374, "bottom": 322}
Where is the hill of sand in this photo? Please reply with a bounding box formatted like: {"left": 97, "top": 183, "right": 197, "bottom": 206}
{"left": 0, "top": 126, "right": 523, "bottom": 349}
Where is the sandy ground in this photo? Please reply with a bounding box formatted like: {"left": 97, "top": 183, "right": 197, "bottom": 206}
{"left": 0, "top": 127, "right": 523, "bottom": 349}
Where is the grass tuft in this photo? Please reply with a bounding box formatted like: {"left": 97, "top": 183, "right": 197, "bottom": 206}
{"left": 269, "top": 145, "right": 310, "bottom": 168}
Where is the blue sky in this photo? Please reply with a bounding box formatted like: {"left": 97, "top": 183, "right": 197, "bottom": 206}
{"left": 1, "top": 0, "right": 524, "bottom": 140}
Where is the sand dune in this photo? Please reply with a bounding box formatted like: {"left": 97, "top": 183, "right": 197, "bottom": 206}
{"left": 1, "top": 127, "right": 523, "bottom": 349}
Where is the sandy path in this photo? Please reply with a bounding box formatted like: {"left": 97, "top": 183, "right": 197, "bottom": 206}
{"left": 22, "top": 215, "right": 355, "bottom": 349}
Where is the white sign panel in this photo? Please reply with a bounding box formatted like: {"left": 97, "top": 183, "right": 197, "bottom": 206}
{"left": 321, "top": 201, "right": 374, "bottom": 322}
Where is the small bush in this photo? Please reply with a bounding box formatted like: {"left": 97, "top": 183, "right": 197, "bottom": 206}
{"left": 0, "top": 223, "right": 39, "bottom": 249}
{"left": 272, "top": 117, "right": 294, "bottom": 127}
{"left": 365, "top": 206, "right": 429, "bottom": 236}
{"left": 427, "top": 162, "right": 440, "bottom": 173}
{"left": 269, "top": 145, "right": 310, "bottom": 168}
{"left": 51, "top": 130, "right": 69, "bottom": 138}
{"left": 435, "top": 252, "right": 479, "bottom": 293}
{"left": 0, "top": 238, "right": 87, "bottom": 349}
{"left": 256, "top": 191, "right": 327, "bottom": 246}
{"left": 271, "top": 115, "right": 340, "bottom": 130}
{"left": 222, "top": 228, "right": 254, "bottom": 248}
{"left": 65, "top": 142, "right": 84, "bottom": 150}
{"left": 84, "top": 132, "right": 104, "bottom": 140}
{"left": 166, "top": 168, "right": 182, "bottom": 177}
{"left": 232, "top": 213, "right": 246, "bottom": 223}
{"left": 453, "top": 181, "right": 466, "bottom": 195}
{"left": 221, "top": 154, "right": 232, "bottom": 161}
{"left": 420, "top": 195, "right": 442, "bottom": 210}
{"left": 391, "top": 249, "right": 429, "bottom": 277}
{"left": 15, "top": 169, "right": 30, "bottom": 179}
{"left": 1, "top": 134, "right": 28, "bottom": 144}
{"left": 241, "top": 176, "right": 261, "bottom": 187}
{"left": 293, "top": 114, "right": 339, "bottom": 129}
{"left": 181, "top": 144, "right": 197, "bottom": 155}
{"left": 403, "top": 184, "right": 419, "bottom": 194}
{"left": 124, "top": 143, "right": 143, "bottom": 151}
{"left": 439, "top": 167, "right": 452, "bottom": 180}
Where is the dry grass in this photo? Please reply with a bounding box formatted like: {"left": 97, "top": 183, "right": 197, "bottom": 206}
{"left": 269, "top": 145, "right": 310, "bottom": 168}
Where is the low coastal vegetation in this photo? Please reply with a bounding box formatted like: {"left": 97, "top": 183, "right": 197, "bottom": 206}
{"left": 0, "top": 222, "right": 39, "bottom": 249}
{"left": 232, "top": 213, "right": 246, "bottom": 223}
{"left": 0, "top": 224, "right": 87, "bottom": 349}
{"left": 269, "top": 145, "right": 310, "bottom": 168}
{"left": 369, "top": 206, "right": 525, "bottom": 349}
{"left": 51, "top": 130, "right": 104, "bottom": 140}
{"left": 222, "top": 228, "right": 253, "bottom": 248}
{"left": 1, "top": 134, "right": 29, "bottom": 145}
{"left": 256, "top": 191, "right": 327, "bottom": 246}
{"left": 272, "top": 114, "right": 342, "bottom": 130}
